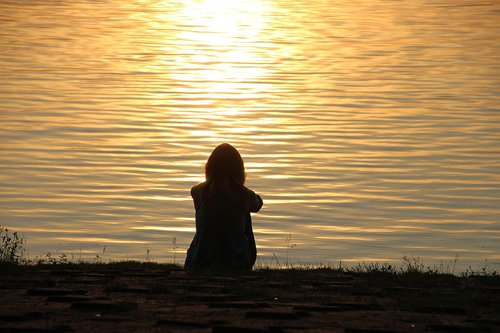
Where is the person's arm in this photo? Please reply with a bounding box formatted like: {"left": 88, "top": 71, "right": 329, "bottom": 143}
{"left": 252, "top": 194, "right": 263, "bottom": 212}
{"left": 246, "top": 189, "right": 263, "bottom": 212}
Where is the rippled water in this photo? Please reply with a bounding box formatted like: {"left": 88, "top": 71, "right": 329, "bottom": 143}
{"left": 1, "top": 0, "right": 499, "bottom": 270}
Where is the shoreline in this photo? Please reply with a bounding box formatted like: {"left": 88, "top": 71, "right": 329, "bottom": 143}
{"left": 1, "top": 262, "right": 499, "bottom": 332}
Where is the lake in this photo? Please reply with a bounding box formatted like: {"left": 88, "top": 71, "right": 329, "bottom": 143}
{"left": 1, "top": 0, "right": 499, "bottom": 271}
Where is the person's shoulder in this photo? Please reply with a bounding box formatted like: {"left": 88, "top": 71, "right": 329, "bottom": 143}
{"left": 241, "top": 185, "right": 256, "bottom": 196}
{"left": 191, "top": 182, "right": 207, "bottom": 196}
{"left": 242, "top": 186, "right": 263, "bottom": 212}
{"left": 242, "top": 186, "right": 261, "bottom": 201}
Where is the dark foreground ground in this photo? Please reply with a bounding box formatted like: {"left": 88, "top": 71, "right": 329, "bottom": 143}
{"left": 0, "top": 263, "right": 499, "bottom": 333}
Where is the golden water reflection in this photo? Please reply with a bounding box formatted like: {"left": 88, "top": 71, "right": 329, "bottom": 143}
{"left": 1, "top": 0, "right": 499, "bottom": 270}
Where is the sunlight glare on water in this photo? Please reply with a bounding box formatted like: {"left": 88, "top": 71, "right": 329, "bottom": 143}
{"left": 1, "top": 0, "right": 499, "bottom": 271}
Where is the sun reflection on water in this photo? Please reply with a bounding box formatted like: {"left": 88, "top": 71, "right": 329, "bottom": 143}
{"left": 165, "top": 0, "right": 273, "bottom": 103}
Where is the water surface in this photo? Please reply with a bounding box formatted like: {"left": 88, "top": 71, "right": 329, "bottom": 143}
{"left": 1, "top": 0, "right": 499, "bottom": 270}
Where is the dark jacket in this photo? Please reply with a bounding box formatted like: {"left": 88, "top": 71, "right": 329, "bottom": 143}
{"left": 184, "top": 182, "right": 263, "bottom": 272}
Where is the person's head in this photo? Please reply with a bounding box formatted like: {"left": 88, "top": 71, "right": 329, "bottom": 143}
{"left": 205, "top": 143, "right": 246, "bottom": 185}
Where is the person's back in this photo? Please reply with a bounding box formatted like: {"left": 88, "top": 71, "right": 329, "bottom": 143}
{"left": 184, "top": 144, "right": 263, "bottom": 273}
{"left": 185, "top": 182, "right": 262, "bottom": 272}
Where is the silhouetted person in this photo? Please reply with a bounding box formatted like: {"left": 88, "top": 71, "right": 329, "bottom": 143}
{"left": 184, "top": 143, "right": 263, "bottom": 273}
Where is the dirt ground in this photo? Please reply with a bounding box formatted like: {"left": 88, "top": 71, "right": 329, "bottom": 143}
{"left": 0, "top": 264, "right": 499, "bottom": 333}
